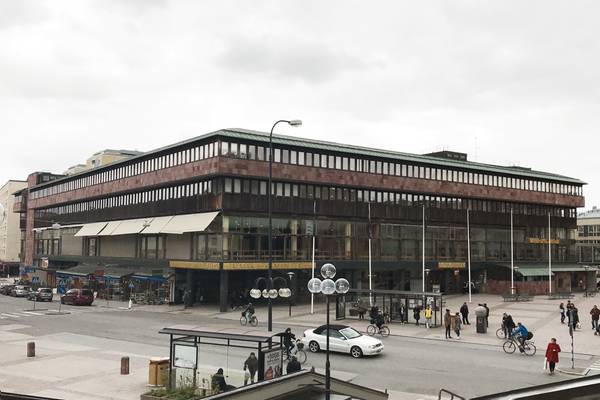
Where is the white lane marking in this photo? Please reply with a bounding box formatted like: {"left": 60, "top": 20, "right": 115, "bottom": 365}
{"left": 0, "top": 313, "right": 22, "bottom": 318}
{"left": 21, "top": 311, "right": 44, "bottom": 316}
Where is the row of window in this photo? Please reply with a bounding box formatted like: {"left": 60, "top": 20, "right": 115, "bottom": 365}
{"left": 35, "top": 176, "right": 576, "bottom": 224}
{"left": 30, "top": 141, "right": 219, "bottom": 200}
{"left": 578, "top": 225, "right": 600, "bottom": 237}
{"left": 220, "top": 140, "right": 583, "bottom": 196}
{"left": 29, "top": 138, "right": 584, "bottom": 201}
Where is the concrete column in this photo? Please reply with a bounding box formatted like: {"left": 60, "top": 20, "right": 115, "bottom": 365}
{"left": 219, "top": 264, "right": 228, "bottom": 312}
{"left": 222, "top": 216, "right": 229, "bottom": 260}
{"left": 345, "top": 223, "right": 352, "bottom": 259}
{"left": 290, "top": 220, "right": 298, "bottom": 259}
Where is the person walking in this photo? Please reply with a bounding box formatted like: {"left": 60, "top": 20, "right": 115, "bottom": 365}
{"left": 460, "top": 302, "right": 470, "bottom": 325}
{"left": 454, "top": 312, "right": 462, "bottom": 339}
{"left": 182, "top": 289, "right": 190, "bottom": 310}
{"left": 572, "top": 306, "right": 580, "bottom": 331}
{"left": 414, "top": 305, "right": 422, "bottom": 326}
{"left": 504, "top": 314, "right": 516, "bottom": 338}
{"left": 424, "top": 305, "right": 433, "bottom": 329}
{"left": 444, "top": 309, "right": 452, "bottom": 339}
{"left": 566, "top": 303, "right": 572, "bottom": 326}
{"left": 243, "top": 352, "right": 258, "bottom": 385}
{"left": 483, "top": 303, "right": 490, "bottom": 328}
{"left": 590, "top": 305, "right": 600, "bottom": 331}
{"left": 559, "top": 302, "right": 566, "bottom": 324}
{"left": 545, "top": 338, "right": 561, "bottom": 375}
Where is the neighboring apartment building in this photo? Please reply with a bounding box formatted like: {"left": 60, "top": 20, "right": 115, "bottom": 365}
{"left": 14, "top": 128, "right": 586, "bottom": 310}
{"left": 64, "top": 149, "right": 143, "bottom": 175}
{"left": 578, "top": 207, "right": 600, "bottom": 264}
{"left": 0, "top": 180, "right": 27, "bottom": 276}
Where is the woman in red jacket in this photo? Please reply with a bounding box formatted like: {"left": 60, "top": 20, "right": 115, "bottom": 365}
{"left": 545, "top": 338, "right": 561, "bottom": 375}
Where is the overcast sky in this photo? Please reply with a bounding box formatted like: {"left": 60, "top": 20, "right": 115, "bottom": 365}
{"left": 1, "top": 1, "right": 598, "bottom": 209}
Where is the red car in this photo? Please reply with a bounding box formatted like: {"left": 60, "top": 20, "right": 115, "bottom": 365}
{"left": 60, "top": 289, "right": 94, "bottom": 306}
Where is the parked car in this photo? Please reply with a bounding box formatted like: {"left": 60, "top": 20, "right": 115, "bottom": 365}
{"left": 301, "top": 324, "right": 384, "bottom": 358}
{"left": 27, "top": 288, "right": 53, "bottom": 302}
{"left": 11, "top": 285, "right": 32, "bottom": 297}
{"left": 60, "top": 289, "right": 94, "bottom": 306}
{"left": 0, "top": 284, "right": 15, "bottom": 295}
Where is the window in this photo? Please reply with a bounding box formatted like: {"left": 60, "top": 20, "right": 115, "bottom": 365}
{"left": 298, "top": 151, "right": 305, "bottom": 165}
{"left": 290, "top": 151, "right": 297, "bottom": 164}
{"left": 328, "top": 155, "right": 334, "bottom": 168}
{"left": 274, "top": 148, "right": 281, "bottom": 162}
{"left": 282, "top": 149, "right": 289, "bottom": 163}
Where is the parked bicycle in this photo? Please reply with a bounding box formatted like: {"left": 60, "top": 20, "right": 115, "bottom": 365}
{"left": 502, "top": 336, "right": 536, "bottom": 356}
{"left": 496, "top": 325, "right": 508, "bottom": 339}
{"left": 284, "top": 339, "right": 307, "bottom": 364}
{"left": 367, "top": 324, "right": 390, "bottom": 337}
{"left": 240, "top": 313, "right": 258, "bottom": 327}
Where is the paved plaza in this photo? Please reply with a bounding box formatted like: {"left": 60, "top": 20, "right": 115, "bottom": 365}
{"left": 0, "top": 292, "right": 599, "bottom": 399}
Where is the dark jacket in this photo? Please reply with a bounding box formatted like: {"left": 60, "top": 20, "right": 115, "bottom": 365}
{"left": 244, "top": 356, "right": 258, "bottom": 373}
{"left": 413, "top": 306, "right": 421, "bottom": 319}
{"left": 212, "top": 372, "right": 227, "bottom": 393}
{"left": 286, "top": 358, "right": 302, "bottom": 374}
{"left": 504, "top": 315, "right": 515, "bottom": 331}
{"left": 460, "top": 304, "right": 469, "bottom": 315}
{"left": 590, "top": 307, "right": 600, "bottom": 321}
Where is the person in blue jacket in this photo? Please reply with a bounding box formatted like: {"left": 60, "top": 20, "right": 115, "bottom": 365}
{"left": 512, "top": 322, "right": 529, "bottom": 353}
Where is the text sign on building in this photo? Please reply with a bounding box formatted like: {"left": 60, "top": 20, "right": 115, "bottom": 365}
{"left": 528, "top": 238, "right": 560, "bottom": 245}
{"left": 438, "top": 262, "right": 466, "bottom": 270}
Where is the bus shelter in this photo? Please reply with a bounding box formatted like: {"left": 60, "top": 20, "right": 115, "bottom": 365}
{"left": 335, "top": 289, "right": 444, "bottom": 327}
{"left": 159, "top": 325, "right": 284, "bottom": 394}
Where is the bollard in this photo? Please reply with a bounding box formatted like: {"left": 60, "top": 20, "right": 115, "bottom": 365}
{"left": 121, "top": 356, "right": 130, "bottom": 375}
{"left": 27, "top": 342, "right": 35, "bottom": 357}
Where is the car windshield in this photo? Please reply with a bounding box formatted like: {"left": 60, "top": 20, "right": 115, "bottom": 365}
{"left": 340, "top": 327, "right": 361, "bottom": 339}
{"left": 40, "top": 289, "right": 52, "bottom": 293}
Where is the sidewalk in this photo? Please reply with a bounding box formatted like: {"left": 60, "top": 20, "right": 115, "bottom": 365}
{"left": 167, "top": 292, "right": 600, "bottom": 357}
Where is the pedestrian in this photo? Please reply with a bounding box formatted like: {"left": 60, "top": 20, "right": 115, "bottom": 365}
{"left": 182, "top": 289, "right": 190, "bottom": 310}
{"left": 572, "top": 306, "right": 580, "bottom": 331}
{"left": 590, "top": 305, "right": 600, "bottom": 332}
{"left": 460, "top": 302, "right": 470, "bottom": 325}
{"left": 243, "top": 352, "right": 258, "bottom": 385}
{"left": 414, "top": 305, "right": 421, "bottom": 326}
{"left": 454, "top": 312, "right": 462, "bottom": 339}
{"left": 566, "top": 303, "right": 573, "bottom": 326}
{"left": 399, "top": 303, "right": 406, "bottom": 324}
{"left": 559, "top": 302, "right": 566, "bottom": 324}
{"left": 286, "top": 356, "right": 302, "bottom": 374}
{"left": 504, "top": 314, "right": 516, "bottom": 338}
{"left": 444, "top": 309, "right": 452, "bottom": 339}
{"left": 424, "top": 304, "right": 433, "bottom": 329}
{"left": 483, "top": 303, "right": 489, "bottom": 328}
{"left": 545, "top": 338, "right": 561, "bottom": 375}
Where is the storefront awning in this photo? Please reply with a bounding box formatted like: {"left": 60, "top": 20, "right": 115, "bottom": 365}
{"left": 74, "top": 222, "right": 108, "bottom": 237}
{"left": 97, "top": 221, "right": 122, "bottom": 236}
{"left": 159, "top": 211, "right": 219, "bottom": 234}
{"left": 140, "top": 216, "right": 173, "bottom": 234}
{"left": 110, "top": 218, "right": 153, "bottom": 235}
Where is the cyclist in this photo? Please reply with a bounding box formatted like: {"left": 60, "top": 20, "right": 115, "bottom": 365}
{"left": 374, "top": 309, "right": 385, "bottom": 331}
{"left": 512, "top": 322, "right": 529, "bottom": 353}
{"left": 242, "top": 302, "right": 255, "bottom": 322}
{"left": 282, "top": 328, "right": 296, "bottom": 357}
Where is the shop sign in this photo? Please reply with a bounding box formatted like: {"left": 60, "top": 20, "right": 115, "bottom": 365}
{"left": 528, "top": 238, "right": 560, "bottom": 244}
{"left": 40, "top": 258, "right": 49, "bottom": 269}
{"left": 438, "top": 262, "right": 465, "bottom": 269}
{"left": 262, "top": 348, "right": 283, "bottom": 380}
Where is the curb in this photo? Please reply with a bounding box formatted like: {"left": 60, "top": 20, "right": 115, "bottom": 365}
{"left": 556, "top": 367, "right": 589, "bottom": 376}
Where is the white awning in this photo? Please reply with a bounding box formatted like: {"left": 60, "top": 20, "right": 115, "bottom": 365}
{"left": 110, "top": 218, "right": 153, "bottom": 236}
{"left": 97, "top": 221, "right": 122, "bottom": 236}
{"left": 160, "top": 211, "right": 219, "bottom": 234}
{"left": 140, "top": 216, "right": 173, "bottom": 234}
{"left": 74, "top": 222, "right": 109, "bottom": 237}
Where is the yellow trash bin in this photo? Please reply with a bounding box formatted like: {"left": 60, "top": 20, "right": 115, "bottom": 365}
{"left": 149, "top": 357, "right": 170, "bottom": 386}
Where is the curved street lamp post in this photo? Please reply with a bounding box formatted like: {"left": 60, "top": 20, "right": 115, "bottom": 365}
{"left": 268, "top": 119, "right": 302, "bottom": 331}
{"left": 307, "top": 263, "right": 349, "bottom": 400}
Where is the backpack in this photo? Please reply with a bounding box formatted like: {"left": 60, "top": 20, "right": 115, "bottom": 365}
{"left": 526, "top": 332, "right": 534, "bottom": 340}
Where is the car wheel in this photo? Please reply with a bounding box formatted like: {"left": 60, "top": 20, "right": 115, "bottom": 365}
{"left": 308, "top": 341, "right": 320, "bottom": 353}
{"left": 350, "top": 346, "right": 363, "bottom": 358}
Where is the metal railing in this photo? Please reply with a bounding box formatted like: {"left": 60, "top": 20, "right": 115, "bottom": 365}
{"left": 439, "top": 388, "right": 466, "bottom": 400}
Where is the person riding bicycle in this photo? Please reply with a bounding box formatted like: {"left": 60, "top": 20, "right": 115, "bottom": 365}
{"left": 283, "top": 327, "right": 296, "bottom": 357}
{"left": 373, "top": 309, "right": 385, "bottom": 330}
{"left": 512, "top": 322, "right": 529, "bottom": 353}
{"left": 242, "top": 302, "right": 255, "bottom": 321}
{"left": 369, "top": 305, "right": 380, "bottom": 324}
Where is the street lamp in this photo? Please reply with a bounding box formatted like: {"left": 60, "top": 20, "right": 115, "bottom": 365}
{"left": 249, "top": 276, "right": 292, "bottom": 301}
{"left": 424, "top": 268, "right": 431, "bottom": 292}
{"left": 267, "top": 119, "right": 302, "bottom": 332}
{"left": 307, "top": 263, "right": 350, "bottom": 400}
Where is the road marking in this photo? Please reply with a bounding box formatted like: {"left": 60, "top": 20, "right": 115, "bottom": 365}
{"left": 587, "top": 360, "right": 600, "bottom": 371}
{"left": 21, "top": 311, "right": 44, "bottom": 316}
{"left": 0, "top": 313, "right": 22, "bottom": 318}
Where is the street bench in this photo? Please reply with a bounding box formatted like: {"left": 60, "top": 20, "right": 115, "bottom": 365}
{"left": 501, "top": 293, "right": 533, "bottom": 302}
{"left": 548, "top": 292, "right": 574, "bottom": 300}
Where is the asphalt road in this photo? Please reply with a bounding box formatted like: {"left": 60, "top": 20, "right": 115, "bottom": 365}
{"left": 0, "top": 295, "right": 592, "bottom": 398}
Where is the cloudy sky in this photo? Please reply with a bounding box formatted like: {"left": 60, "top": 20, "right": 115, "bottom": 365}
{"left": 1, "top": 0, "right": 598, "bottom": 208}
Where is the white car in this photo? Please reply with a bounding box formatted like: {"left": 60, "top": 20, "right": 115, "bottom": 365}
{"left": 301, "top": 324, "right": 384, "bottom": 358}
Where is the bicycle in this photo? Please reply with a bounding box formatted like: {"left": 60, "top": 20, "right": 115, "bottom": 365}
{"left": 502, "top": 336, "right": 536, "bottom": 356}
{"left": 240, "top": 313, "right": 258, "bottom": 327}
{"left": 367, "top": 324, "right": 390, "bottom": 337}
{"left": 496, "top": 326, "right": 508, "bottom": 339}
{"left": 283, "top": 339, "right": 307, "bottom": 365}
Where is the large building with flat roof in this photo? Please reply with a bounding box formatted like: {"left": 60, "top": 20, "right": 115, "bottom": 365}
{"left": 14, "top": 128, "right": 586, "bottom": 309}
